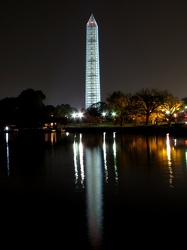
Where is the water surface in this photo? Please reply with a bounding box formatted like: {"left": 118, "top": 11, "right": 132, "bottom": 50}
{"left": 0, "top": 131, "right": 187, "bottom": 248}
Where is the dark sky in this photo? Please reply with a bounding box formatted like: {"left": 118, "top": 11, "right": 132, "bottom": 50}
{"left": 1, "top": 0, "right": 187, "bottom": 109}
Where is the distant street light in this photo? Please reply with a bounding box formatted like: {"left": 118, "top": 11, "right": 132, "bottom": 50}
{"left": 112, "top": 112, "right": 116, "bottom": 125}
{"left": 102, "top": 112, "right": 106, "bottom": 121}
{"left": 72, "top": 112, "right": 77, "bottom": 118}
{"left": 174, "top": 113, "right": 177, "bottom": 124}
{"left": 77, "top": 112, "right": 83, "bottom": 118}
{"left": 72, "top": 112, "right": 83, "bottom": 125}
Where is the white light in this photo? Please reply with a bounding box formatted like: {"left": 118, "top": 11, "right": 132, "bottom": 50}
{"left": 5, "top": 126, "right": 9, "bottom": 131}
{"left": 78, "top": 112, "right": 83, "bottom": 118}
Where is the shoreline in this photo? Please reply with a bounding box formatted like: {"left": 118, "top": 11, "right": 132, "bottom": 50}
{"left": 3, "top": 124, "right": 187, "bottom": 137}
{"left": 64, "top": 124, "right": 187, "bottom": 136}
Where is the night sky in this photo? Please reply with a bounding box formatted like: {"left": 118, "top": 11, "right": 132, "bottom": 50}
{"left": 0, "top": 0, "right": 187, "bottom": 110}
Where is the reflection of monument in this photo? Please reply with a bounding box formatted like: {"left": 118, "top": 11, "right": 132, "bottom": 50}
{"left": 73, "top": 134, "right": 103, "bottom": 249}
{"left": 85, "top": 148, "right": 103, "bottom": 249}
{"left": 85, "top": 14, "right": 101, "bottom": 109}
{"left": 72, "top": 132, "right": 121, "bottom": 248}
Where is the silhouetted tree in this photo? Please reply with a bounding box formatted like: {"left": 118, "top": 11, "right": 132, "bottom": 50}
{"left": 0, "top": 97, "right": 18, "bottom": 126}
{"left": 17, "top": 88, "right": 46, "bottom": 127}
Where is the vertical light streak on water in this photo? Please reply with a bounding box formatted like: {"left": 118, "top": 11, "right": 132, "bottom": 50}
{"left": 73, "top": 135, "right": 79, "bottom": 186}
{"left": 185, "top": 150, "right": 187, "bottom": 170}
{"left": 103, "top": 132, "right": 108, "bottom": 183}
{"left": 85, "top": 148, "right": 103, "bottom": 249}
{"left": 79, "top": 134, "right": 85, "bottom": 187}
{"left": 44, "top": 132, "right": 57, "bottom": 145}
{"left": 113, "top": 132, "right": 118, "bottom": 186}
{"left": 5, "top": 133, "right": 10, "bottom": 176}
{"left": 50, "top": 132, "right": 56, "bottom": 145}
{"left": 173, "top": 138, "right": 177, "bottom": 147}
{"left": 166, "top": 133, "right": 174, "bottom": 188}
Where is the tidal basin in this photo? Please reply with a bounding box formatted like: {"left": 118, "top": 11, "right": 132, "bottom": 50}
{"left": 1, "top": 130, "right": 187, "bottom": 249}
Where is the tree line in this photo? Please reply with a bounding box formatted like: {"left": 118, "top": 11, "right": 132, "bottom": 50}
{"left": 0, "top": 88, "right": 77, "bottom": 128}
{"left": 0, "top": 87, "right": 187, "bottom": 128}
{"left": 88, "top": 88, "right": 187, "bottom": 126}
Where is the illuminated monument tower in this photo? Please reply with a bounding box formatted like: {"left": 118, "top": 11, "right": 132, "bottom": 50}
{"left": 85, "top": 14, "right": 101, "bottom": 109}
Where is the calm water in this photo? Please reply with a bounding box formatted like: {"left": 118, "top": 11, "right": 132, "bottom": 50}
{"left": 1, "top": 130, "right": 187, "bottom": 248}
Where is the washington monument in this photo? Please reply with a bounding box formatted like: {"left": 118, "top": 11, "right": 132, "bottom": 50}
{"left": 85, "top": 14, "right": 101, "bottom": 109}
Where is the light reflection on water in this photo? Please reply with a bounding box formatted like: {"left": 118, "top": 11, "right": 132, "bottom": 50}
{"left": 5, "top": 133, "right": 10, "bottom": 176}
{"left": 166, "top": 133, "right": 173, "bottom": 188}
{"left": 103, "top": 132, "right": 108, "bottom": 183}
{"left": 1, "top": 131, "right": 187, "bottom": 248}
